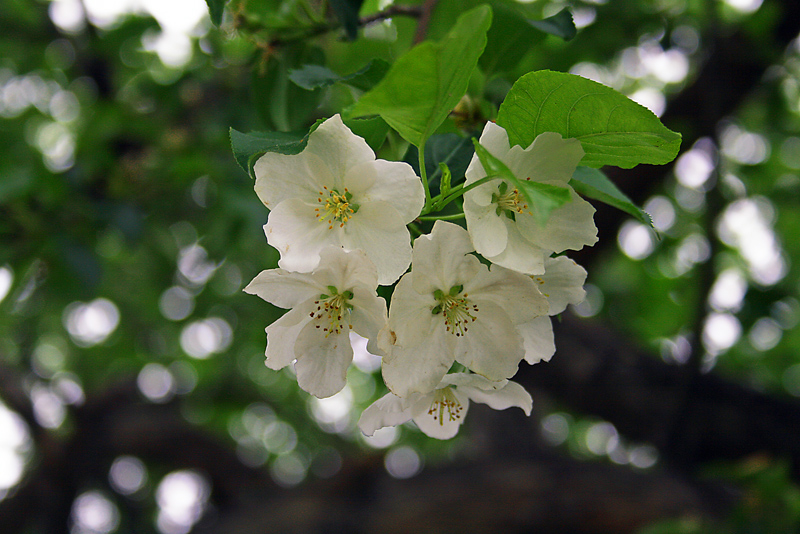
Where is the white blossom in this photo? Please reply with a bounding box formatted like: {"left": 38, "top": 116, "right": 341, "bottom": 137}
{"left": 518, "top": 255, "right": 588, "bottom": 364}
{"left": 379, "top": 221, "right": 548, "bottom": 398}
{"left": 463, "top": 122, "right": 598, "bottom": 275}
{"left": 359, "top": 373, "right": 532, "bottom": 440}
{"left": 244, "top": 247, "right": 387, "bottom": 398}
{"left": 254, "top": 114, "right": 424, "bottom": 285}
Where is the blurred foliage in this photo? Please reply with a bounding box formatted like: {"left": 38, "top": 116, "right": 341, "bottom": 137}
{"left": 3, "top": 0, "right": 800, "bottom": 532}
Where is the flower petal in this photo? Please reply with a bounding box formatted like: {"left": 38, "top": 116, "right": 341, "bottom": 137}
{"left": 357, "top": 159, "right": 425, "bottom": 224}
{"left": 482, "top": 222, "right": 547, "bottom": 275}
{"left": 264, "top": 304, "right": 313, "bottom": 370}
{"left": 381, "top": 273, "right": 437, "bottom": 350}
{"left": 516, "top": 187, "right": 598, "bottom": 253}
{"left": 465, "top": 264, "right": 548, "bottom": 325}
{"left": 460, "top": 379, "right": 532, "bottom": 415}
{"left": 409, "top": 387, "right": 470, "bottom": 440}
{"left": 382, "top": 326, "right": 453, "bottom": 397}
{"left": 358, "top": 393, "right": 413, "bottom": 436}
{"left": 265, "top": 198, "right": 338, "bottom": 273}
{"left": 538, "top": 256, "right": 588, "bottom": 315}
{"left": 340, "top": 201, "right": 412, "bottom": 285}
{"left": 463, "top": 194, "right": 509, "bottom": 258}
{"left": 243, "top": 269, "right": 325, "bottom": 309}
{"left": 254, "top": 151, "right": 331, "bottom": 210}
{"left": 293, "top": 323, "right": 353, "bottom": 398}
{"left": 506, "top": 132, "right": 584, "bottom": 184}
{"left": 410, "top": 221, "right": 480, "bottom": 295}
{"left": 304, "top": 114, "right": 376, "bottom": 191}
{"left": 315, "top": 246, "right": 379, "bottom": 291}
{"left": 454, "top": 300, "right": 525, "bottom": 381}
{"left": 517, "top": 315, "right": 555, "bottom": 364}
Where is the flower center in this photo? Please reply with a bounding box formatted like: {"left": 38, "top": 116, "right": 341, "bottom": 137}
{"left": 492, "top": 181, "right": 529, "bottom": 221}
{"left": 431, "top": 285, "right": 479, "bottom": 337}
{"left": 310, "top": 285, "right": 354, "bottom": 337}
{"left": 315, "top": 186, "right": 359, "bottom": 229}
{"left": 427, "top": 386, "right": 464, "bottom": 426}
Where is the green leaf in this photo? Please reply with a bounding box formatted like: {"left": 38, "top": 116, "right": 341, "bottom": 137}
{"left": 342, "top": 116, "right": 390, "bottom": 152}
{"left": 288, "top": 60, "right": 390, "bottom": 91}
{"left": 497, "top": 70, "right": 682, "bottom": 168}
{"left": 570, "top": 166, "right": 653, "bottom": 227}
{"left": 205, "top": 0, "right": 227, "bottom": 26}
{"left": 480, "top": 7, "right": 575, "bottom": 76}
{"left": 528, "top": 8, "right": 576, "bottom": 40}
{"left": 252, "top": 44, "right": 324, "bottom": 131}
{"left": 230, "top": 128, "right": 310, "bottom": 178}
{"left": 472, "top": 139, "right": 570, "bottom": 226}
{"left": 349, "top": 5, "right": 492, "bottom": 147}
{"left": 329, "top": 0, "right": 365, "bottom": 40}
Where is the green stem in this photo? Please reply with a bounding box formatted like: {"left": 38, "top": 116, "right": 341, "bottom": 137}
{"left": 419, "top": 140, "right": 432, "bottom": 211}
{"left": 425, "top": 174, "right": 498, "bottom": 214}
{"left": 417, "top": 213, "right": 465, "bottom": 221}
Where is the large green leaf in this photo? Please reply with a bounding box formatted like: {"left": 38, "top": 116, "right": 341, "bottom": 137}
{"left": 570, "top": 166, "right": 652, "bottom": 226}
{"left": 349, "top": 5, "right": 492, "bottom": 147}
{"left": 472, "top": 139, "right": 571, "bottom": 227}
{"left": 497, "top": 70, "right": 682, "bottom": 168}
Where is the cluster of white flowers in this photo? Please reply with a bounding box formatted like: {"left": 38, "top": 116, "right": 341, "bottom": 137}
{"left": 245, "top": 114, "right": 596, "bottom": 439}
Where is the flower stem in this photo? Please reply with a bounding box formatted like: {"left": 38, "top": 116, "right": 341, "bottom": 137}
{"left": 419, "top": 140, "right": 432, "bottom": 211}
{"left": 417, "top": 213, "right": 465, "bottom": 221}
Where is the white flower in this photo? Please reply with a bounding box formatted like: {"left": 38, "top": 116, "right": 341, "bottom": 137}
{"left": 244, "top": 247, "right": 387, "bottom": 398}
{"left": 254, "top": 114, "right": 424, "bottom": 285}
{"left": 379, "top": 221, "right": 549, "bottom": 398}
{"left": 519, "top": 255, "right": 588, "bottom": 364}
{"left": 358, "top": 373, "right": 532, "bottom": 440}
{"left": 463, "top": 122, "right": 598, "bottom": 275}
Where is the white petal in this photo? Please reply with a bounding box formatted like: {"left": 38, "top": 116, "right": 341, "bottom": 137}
{"left": 265, "top": 198, "right": 338, "bottom": 273}
{"left": 463, "top": 194, "right": 508, "bottom": 258}
{"left": 382, "top": 326, "right": 454, "bottom": 397}
{"left": 483, "top": 222, "right": 547, "bottom": 275}
{"left": 293, "top": 323, "right": 353, "bottom": 398}
{"left": 340, "top": 201, "right": 412, "bottom": 285}
{"left": 517, "top": 315, "right": 555, "bottom": 364}
{"left": 538, "top": 256, "right": 587, "bottom": 315}
{"left": 358, "top": 393, "right": 413, "bottom": 436}
{"left": 516, "top": 187, "right": 598, "bottom": 253}
{"left": 465, "top": 264, "right": 548, "bottom": 325}
{"left": 349, "top": 291, "right": 388, "bottom": 342}
{"left": 253, "top": 150, "right": 330, "bottom": 210}
{"left": 315, "top": 247, "right": 379, "bottom": 291}
{"left": 381, "top": 274, "right": 437, "bottom": 350}
{"left": 304, "top": 114, "right": 376, "bottom": 191}
{"left": 410, "top": 221, "right": 480, "bottom": 295}
{"left": 358, "top": 159, "right": 425, "bottom": 224}
{"left": 264, "top": 305, "right": 313, "bottom": 370}
{"left": 409, "top": 388, "right": 470, "bottom": 440}
{"left": 459, "top": 379, "right": 532, "bottom": 415}
{"left": 506, "top": 132, "right": 584, "bottom": 184}
{"left": 243, "top": 269, "right": 325, "bottom": 309}
{"left": 454, "top": 300, "right": 525, "bottom": 381}
{"left": 477, "top": 121, "right": 512, "bottom": 158}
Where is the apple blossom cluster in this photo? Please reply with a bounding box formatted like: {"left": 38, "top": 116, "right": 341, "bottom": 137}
{"left": 245, "top": 114, "right": 596, "bottom": 440}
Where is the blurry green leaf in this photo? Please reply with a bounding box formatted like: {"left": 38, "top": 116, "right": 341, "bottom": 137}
{"left": 252, "top": 44, "right": 324, "bottom": 131}
{"left": 330, "top": 0, "right": 365, "bottom": 40}
{"left": 497, "top": 70, "right": 682, "bottom": 168}
{"left": 230, "top": 128, "right": 311, "bottom": 178}
{"left": 343, "top": 116, "right": 390, "bottom": 152}
{"left": 288, "top": 59, "right": 389, "bottom": 90}
{"left": 528, "top": 8, "right": 576, "bottom": 40}
{"left": 473, "top": 139, "right": 570, "bottom": 226}
{"left": 350, "top": 5, "right": 492, "bottom": 147}
{"left": 570, "top": 166, "right": 652, "bottom": 226}
{"left": 480, "top": 7, "right": 575, "bottom": 76}
{"left": 205, "top": 0, "right": 227, "bottom": 26}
